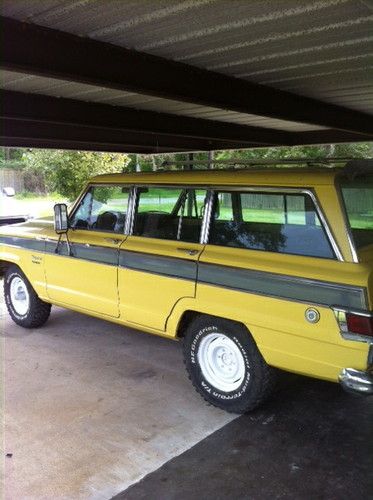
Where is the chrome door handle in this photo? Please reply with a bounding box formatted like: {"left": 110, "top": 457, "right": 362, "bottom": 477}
{"left": 177, "top": 247, "right": 200, "bottom": 256}
{"left": 104, "top": 237, "right": 122, "bottom": 245}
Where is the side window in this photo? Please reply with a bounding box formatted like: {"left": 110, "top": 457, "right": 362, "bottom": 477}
{"left": 133, "top": 186, "right": 207, "bottom": 243}
{"left": 70, "top": 185, "right": 130, "bottom": 233}
{"left": 209, "top": 191, "right": 335, "bottom": 259}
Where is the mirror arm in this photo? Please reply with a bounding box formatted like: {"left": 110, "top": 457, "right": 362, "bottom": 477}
{"left": 65, "top": 231, "right": 72, "bottom": 256}
{"left": 55, "top": 231, "right": 73, "bottom": 257}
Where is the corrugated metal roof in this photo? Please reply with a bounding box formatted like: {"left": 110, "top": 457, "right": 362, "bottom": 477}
{"left": 1, "top": 0, "right": 372, "bottom": 150}
{"left": 0, "top": 69, "right": 326, "bottom": 132}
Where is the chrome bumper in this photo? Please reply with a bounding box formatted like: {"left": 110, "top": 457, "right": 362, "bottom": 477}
{"left": 339, "top": 368, "right": 373, "bottom": 395}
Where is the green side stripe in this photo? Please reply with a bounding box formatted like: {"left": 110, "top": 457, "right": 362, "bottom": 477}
{"left": 0, "top": 235, "right": 367, "bottom": 309}
{"left": 0, "top": 235, "right": 46, "bottom": 252}
{"left": 54, "top": 241, "right": 118, "bottom": 266}
{"left": 119, "top": 250, "right": 196, "bottom": 280}
{"left": 198, "top": 263, "right": 366, "bottom": 309}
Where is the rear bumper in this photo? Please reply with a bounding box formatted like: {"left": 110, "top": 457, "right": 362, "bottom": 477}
{"left": 339, "top": 368, "right": 373, "bottom": 395}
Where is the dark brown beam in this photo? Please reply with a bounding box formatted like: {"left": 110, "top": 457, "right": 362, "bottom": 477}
{"left": 2, "top": 17, "right": 373, "bottom": 137}
{"left": 1, "top": 90, "right": 369, "bottom": 153}
{"left": 1, "top": 118, "right": 260, "bottom": 153}
{"left": 0, "top": 138, "right": 183, "bottom": 154}
{"left": 295, "top": 129, "right": 373, "bottom": 145}
{"left": 0, "top": 90, "right": 288, "bottom": 146}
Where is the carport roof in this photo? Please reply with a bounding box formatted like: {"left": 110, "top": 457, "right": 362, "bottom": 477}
{"left": 1, "top": 0, "right": 373, "bottom": 153}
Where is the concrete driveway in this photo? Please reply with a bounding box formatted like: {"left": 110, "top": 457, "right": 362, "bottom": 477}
{"left": 1, "top": 289, "right": 372, "bottom": 500}
{"left": 1, "top": 295, "right": 234, "bottom": 499}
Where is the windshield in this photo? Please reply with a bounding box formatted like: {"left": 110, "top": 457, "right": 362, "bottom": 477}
{"left": 341, "top": 175, "right": 373, "bottom": 250}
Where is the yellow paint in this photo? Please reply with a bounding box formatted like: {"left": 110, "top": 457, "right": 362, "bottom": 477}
{"left": 44, "top": 230, "right": 123, "bottom": 317}
{"left": 118, "top": 236, "right": 202, "bottom": 330}
{"left": 1, "top": 169, "right": 372, "bottom": 385}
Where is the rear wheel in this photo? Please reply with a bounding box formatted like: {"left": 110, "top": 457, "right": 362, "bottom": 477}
{"left": 4, "top": 265, "right": 51, "bottom": 328}
{"left": 183, "top": 315, "right": 276, "bottom": 413}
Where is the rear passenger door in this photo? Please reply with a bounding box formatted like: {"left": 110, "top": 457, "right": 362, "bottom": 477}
{"left": 118, "top": 186, "right": 207, "bottom": 331}
{"left": 199, "top": 189, "right": 338, "bottom": 303}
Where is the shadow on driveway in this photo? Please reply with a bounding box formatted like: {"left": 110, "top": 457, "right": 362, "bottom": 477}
{"left": 115, "top": 372, "right": 373, "bottom": 500}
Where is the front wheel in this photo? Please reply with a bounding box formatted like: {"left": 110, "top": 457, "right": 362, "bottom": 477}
{"left": 4, "top": 265, "right": 51, "bottom": 328}
{"left": 183, "top": 315, "right": 276, "bottom": 413}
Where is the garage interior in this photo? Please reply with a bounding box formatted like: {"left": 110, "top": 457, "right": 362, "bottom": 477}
{"left": 1, "top": 1, "right": 373, "bottom": 499}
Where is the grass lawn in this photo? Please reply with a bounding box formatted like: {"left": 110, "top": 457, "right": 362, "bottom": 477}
{"left": 14, "top": 193, "right": 67, "bottom": 218}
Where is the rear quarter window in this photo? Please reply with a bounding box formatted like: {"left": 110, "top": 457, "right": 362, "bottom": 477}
{"left": 340, "top": 175, "right": 373, "bottom": 250}
{"left": 209, "top": 190, "right": 335, "bottom": 259}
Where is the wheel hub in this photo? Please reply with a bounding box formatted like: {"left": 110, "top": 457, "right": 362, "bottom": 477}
{"left": 10, "top": 276, "right": 30, "bottom": 316}
{"left": 197, "top": 333, "right": 246, "bottom": 392}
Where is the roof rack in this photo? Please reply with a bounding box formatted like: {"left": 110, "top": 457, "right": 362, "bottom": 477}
{"left": 160, "top": 158, "right": 373, "bottom": 177}
{"left": 161, "top": 157, "right": 369, "bottom": 168}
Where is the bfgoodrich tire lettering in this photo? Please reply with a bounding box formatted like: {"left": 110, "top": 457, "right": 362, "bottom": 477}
{"left": 183, "top": 315, "right": 276, "bottom": 413}
{"left": 4, "top": 265, "right": 51, "bottom": 328}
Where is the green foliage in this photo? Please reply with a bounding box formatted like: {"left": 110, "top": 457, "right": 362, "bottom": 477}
{"left": 22, "top": 149, "right": 130, "bottom": 200}
{"left": 0, "top": 147, "right": 26, "bottom": 169}
{"left": 1, "top": 143, "right": 372, "bottom": 199}
{"left": 212, "top": 143, "right": 372, "bottom": 164}
{"left": 126, "top": 144, "right": 372, "bottom": 172}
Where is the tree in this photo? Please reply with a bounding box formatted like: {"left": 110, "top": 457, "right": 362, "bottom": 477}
{"left": 0, "top": 147, "right": 25, "bottom": 169}
{"left": 125, "top": 143, "right": 373, "bottom": 171}
{"left": 23, "top": 149, "right": 130, "bottom": 200}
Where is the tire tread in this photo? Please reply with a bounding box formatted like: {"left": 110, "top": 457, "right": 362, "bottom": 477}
{"left": 183, "top": 314, "right": 276, "bottom": 413}
{"left": 4, "top": 265, "right": 51, "bottom": 328}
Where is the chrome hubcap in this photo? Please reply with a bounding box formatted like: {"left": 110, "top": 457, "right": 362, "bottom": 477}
{"left": 197, "top": 333, "right": 246, "bottom": 392}
{"left": 10, "top": 276, "right": 29, "bottom": 316}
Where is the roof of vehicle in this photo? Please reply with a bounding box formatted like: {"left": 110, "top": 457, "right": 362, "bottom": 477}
{"left": 90, "top": 167, "right": 346, "bottom": 187}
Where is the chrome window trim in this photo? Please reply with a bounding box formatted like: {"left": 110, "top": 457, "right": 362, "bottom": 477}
{"left": 124, "top": 186, "right": 136, "bottom": 235}
{"left": 335, "top": 178, "right": 360, "bottom": 263}
{"left": 332, "top": 306, "right": 373, "bottom": 344}
{"left": 73, "top": 183, "right": 343, "bottom": 260}
{"left": 304, "top": 189, "right": 343, "bottom": 262}
{"left": 200, "top": 190, "right": 214, "bottom": 245}
{"left": 202, "top": 186, "right": 343, "bottom": 261}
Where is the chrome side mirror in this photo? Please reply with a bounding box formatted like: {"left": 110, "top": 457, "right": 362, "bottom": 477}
{"left": 54, "top": 203, "right": 69, "bottom": 234}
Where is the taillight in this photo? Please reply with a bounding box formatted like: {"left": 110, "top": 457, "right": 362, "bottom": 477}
{"left": 345, "top": 313, "right": 373, "bottom": 337}
{"left": 334, "top": 308, "right": 373, "bottom": 341}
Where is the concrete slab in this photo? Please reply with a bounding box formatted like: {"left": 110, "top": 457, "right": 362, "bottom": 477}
{"left": 1, "top": 291, "right": 235, "bottom": 499}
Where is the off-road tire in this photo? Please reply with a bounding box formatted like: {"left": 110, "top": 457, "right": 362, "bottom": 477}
{"left": 183, "top": 315, "right": 276, "bottom": 413}
{"left": 4, "top": 265, "right": 51, "bottom": 328}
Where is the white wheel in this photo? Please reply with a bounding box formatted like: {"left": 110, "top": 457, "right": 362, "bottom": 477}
{"left": 197, "top": 332, "right": 246, "bottom": 392}
{"left": 183, "top": 316, "right": 276, "bottom": 413}
{"left": 4, "top": 266, "right": 51, "bottom": 328}
{"left": 10, "top": 276, "right": 30, "bottom": 316}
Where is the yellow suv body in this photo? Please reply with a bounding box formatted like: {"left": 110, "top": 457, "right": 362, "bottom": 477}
{"left": 1, "top": 165, "right": 372, "bottom": 412}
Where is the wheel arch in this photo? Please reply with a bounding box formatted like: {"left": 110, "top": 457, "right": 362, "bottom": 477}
{"left": 0, "top": 258, "right": 19, "bottom": 277}
{"left": 175, "top": 309, "right": 252, "bottom": 341}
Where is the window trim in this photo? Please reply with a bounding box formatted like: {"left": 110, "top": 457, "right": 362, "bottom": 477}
{"left": 70, "top": 183, "right": 343, "bottom": 261}
{"left": 335, "top": 177, "right": 366, "bottom": 264}
{"left": 202, "top": 186, "right": 343, "bottom": 261}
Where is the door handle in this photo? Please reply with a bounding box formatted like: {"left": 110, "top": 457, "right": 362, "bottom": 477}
{"left": 177, "top": 247, "right": 200, "bottom": 256}
{"left": 104, "top": 237, "right": 122, "bottom": 245}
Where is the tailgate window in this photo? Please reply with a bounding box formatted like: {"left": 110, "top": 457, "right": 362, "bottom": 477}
{"left": 341, "top": 175, "right": 373, "bottom": 250}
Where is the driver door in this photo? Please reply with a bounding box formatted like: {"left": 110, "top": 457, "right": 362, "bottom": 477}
{"left": 44, "top": 184, "right": 130, "bottom": 317}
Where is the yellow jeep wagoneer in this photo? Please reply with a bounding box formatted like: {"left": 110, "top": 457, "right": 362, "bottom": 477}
{"left": 1, "top": 160, "right": 372, "bottom": 413}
